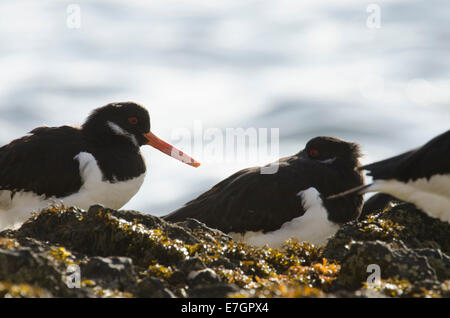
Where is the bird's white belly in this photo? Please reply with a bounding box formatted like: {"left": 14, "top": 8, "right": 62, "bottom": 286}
{"left": 0, "top": 152, "right": 146, "bottom": 230}
{"left": 61, "top": 173, "right": 146, "bottom": 211}
{"left": 371, "top": 174, "right": 450, "bottom": 223}
{"left": 0, "top": 190, "right": 50, "bottom": 229}
{"left": 65, "top": 152, "right": 146, "bottom": 210}
{"left": 229, "top": 187, "right": 339, "bottom": 248}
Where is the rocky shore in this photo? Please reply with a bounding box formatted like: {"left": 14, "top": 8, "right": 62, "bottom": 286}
{"left": 0, "top": 201, "right": 448, "bottom": 298}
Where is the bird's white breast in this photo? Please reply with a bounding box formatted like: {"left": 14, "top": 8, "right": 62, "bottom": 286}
{"left": 371, "top": 174, "right": 450, "bottom": 223}
{"left": 67, "top": 152, "right": 146, "bottom": 210}
{"left": 229, "top": 187, "right": 339, "bottom": 248}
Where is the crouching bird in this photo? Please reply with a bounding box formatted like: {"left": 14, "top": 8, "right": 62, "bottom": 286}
{"left": 164, "top": 136, "right": 364, "bottom": 247}
{"left": 329, "top": 129, "right": 450, "bottom": 223}
{"left": 0, "top": 102, "right": 200, "bottom": 230}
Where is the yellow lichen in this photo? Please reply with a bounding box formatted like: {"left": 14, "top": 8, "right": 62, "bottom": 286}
{"left": 49, "top": 246, "right": 77, "bottom": 265}
{"left": 0, "top": 238, "right": 20, "bottom": 250}
{"left": 0, "top": 281, "right": 51, "bottom": 298}
{"left": 81, "top": 280, "right": 96, "bottom": 287}
{"left": 362, "top": 277, "right": 442, "bottom": 298}
{"left": 145, "top": 264, "right": 174, "bottom": 279}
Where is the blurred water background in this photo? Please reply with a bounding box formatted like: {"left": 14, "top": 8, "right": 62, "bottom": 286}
{"left": 0, "top": 0, "right": 449, "bottom": 216}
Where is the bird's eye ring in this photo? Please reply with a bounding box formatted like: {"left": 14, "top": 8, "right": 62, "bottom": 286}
{"left": 128, "top": 117, "right": 138, "bottom": 125}
{"left": 309, "top": 148, "right": 319, "bottom": 158}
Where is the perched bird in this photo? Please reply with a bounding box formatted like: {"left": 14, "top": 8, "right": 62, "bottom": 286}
{"left": 0, "top": 102, "right": 200, "bottom": 230}
{"left": 164, "top": 136, "right": 364, "bottom": 247}
{"left": 329, "top": 130, "right": 450, "bottom": 223}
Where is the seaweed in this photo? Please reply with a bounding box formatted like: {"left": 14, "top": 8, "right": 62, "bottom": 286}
{"left": 0, "top": 202, "right": 448, "bottom": 298}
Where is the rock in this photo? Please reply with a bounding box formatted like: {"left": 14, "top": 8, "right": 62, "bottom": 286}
{"left": 188, "top": 283, "right": 240, "bottom": 298}
{"left": 187, "top": 268, "right": 222, "bottom": 286}
{"left": 333, "top": 289, "right": 387, "bottom": 298}
{"left": 0, "top": 246, "right": 90, "bottom": 297}
{"left": 414, "top": 248, "right": 450, "bottom": 281}
{"left": 16, "top": 205, "right": 189, "bottom": 267}
{"left": 324, "top": 203, "right": 450, "bottom": 261}
{"left": 0, "top": 202, "right": 447, "bottom": 298}
{"left": 106, "top": 208, "right": 201, "bottom": 245}
{"left": 167, "top": 270, "right": 187, "bottom": 286}
{"left": 80, "top": 256, "right": 136, "bottom": 290}
{"left": 0, "top": 281, "right": 53, "bottom": 298}
{"left": 178, "top": 257, "right": 207, "bottom": 273}
{"left": 383, "top": 204, "right": 450, "bottom": 253}
{"left": 209, "top": 256, "right": 238, "bottom": 269}
{"left": 0, "top": 248, "right": 55, "bottom": 288}
{"left": 134, "top": 277, "right": 176, "bottom": 298}
{"left": 337, "top": 240, "right": 437, "bottom": 290}
{"left": 360, "top": 193, "right": 401, "bottom": 219}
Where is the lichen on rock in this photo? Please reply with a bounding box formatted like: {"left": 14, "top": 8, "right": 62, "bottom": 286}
{"left": 0, "top": 202, "right": 448, "bottom": 298}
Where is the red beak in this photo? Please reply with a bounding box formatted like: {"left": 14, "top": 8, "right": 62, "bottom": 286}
{"left": 143, "top": 131, "right": 200, "bottom": 168}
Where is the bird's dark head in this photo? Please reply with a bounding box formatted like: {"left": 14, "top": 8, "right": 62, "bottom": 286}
{"left": 82, "top": 102, "right": 200, "bottom": 167}
{"left": 298, "top": 136, "right": 364, "bottom": 223}
{"left": 300, "top": 136, "right": 362, "bottom": 168}
{"left": 83, "top": 102, "right": 151, "bottom": 146}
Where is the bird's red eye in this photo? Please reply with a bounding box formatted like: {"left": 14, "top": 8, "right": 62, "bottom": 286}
{"left": 309, "top": 148, "right": 319, "bottom": 158}
{"left": 128, "top": 117, "right": 138, "bottom": 125}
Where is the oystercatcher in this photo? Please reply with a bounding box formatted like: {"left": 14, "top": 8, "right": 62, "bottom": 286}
{"left": 0, "top": 102, "right": 200, "bottom": 229}
{"left": 164, "top": 136, "right": 364, "bottom": 247}
{"left": 329, "top": 130, "right": 450, "bottom": 223}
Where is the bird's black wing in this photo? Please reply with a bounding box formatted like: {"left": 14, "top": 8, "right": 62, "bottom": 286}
{"left": 164, "top": 157, "right": 327, "bottom": 234}
{"left": 0, "top": 126, "right": 85, "bottom": 199}
{"left": 364, "top": 130, "right": 450, "bottom": 182}
{"left": 361, "top": 149, "right": 417, "bottom": 179}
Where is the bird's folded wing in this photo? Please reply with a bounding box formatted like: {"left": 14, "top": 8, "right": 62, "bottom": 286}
{"left": 364, "top": 130, "right": 450, "bottom": 182}
{"left": 361, "top": 149, "right": 417, "bottom": 180}
{"left": 163, "top": 162, "right": 313, "bottom": 234}
{"left": 0, "top": 126, "right": 84, "bottom": 199}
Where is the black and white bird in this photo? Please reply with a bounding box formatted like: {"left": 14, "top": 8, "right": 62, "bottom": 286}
{"left": 164, "top": 137, "right": 365, "bottom": 247}
{"left": 0, "top": 102, "right": 200, "bottom": 230}
{"left": 329, "top": 130, "right": 450, "bottom": 223}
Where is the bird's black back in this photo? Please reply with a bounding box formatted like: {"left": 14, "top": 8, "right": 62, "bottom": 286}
{"left": 363, "top": 130, "right": 450, "bottom": 182}
{"left": 0, "top": 126, "right": 85, "bottom": 198}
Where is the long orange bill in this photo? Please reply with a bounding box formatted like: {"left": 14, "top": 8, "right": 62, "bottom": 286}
{"left": 143, "top": 131, "right": 201, "bottom": 168}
